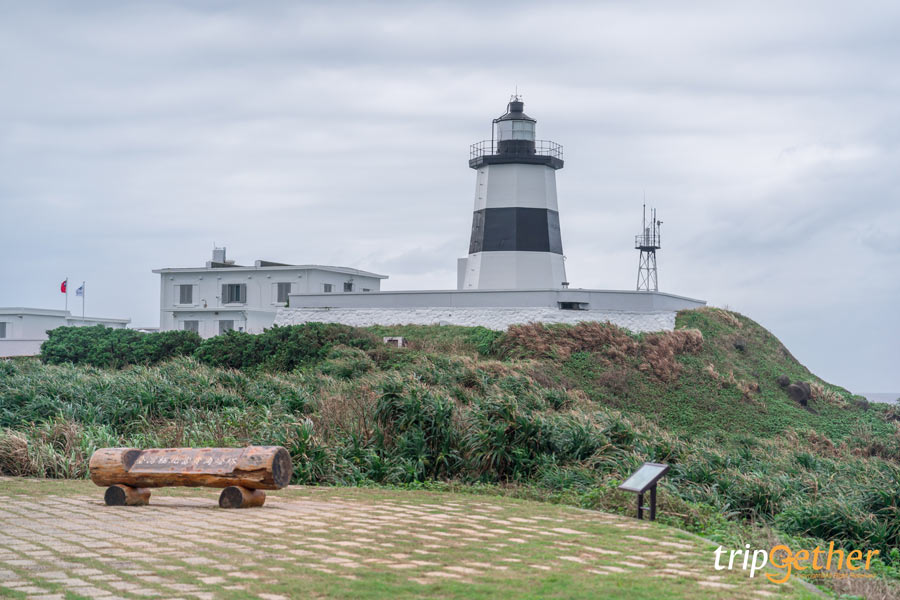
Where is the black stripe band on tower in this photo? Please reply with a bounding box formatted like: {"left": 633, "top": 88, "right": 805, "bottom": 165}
{"left": 468, "top": 208, "right": 563, "bottom": 254}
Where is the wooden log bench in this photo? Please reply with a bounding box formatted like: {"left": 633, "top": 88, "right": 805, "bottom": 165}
{"left": 89, "top": 446, "right": 291, "bottom": 508}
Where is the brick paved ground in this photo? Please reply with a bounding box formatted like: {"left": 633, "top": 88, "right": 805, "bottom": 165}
{"left": 0, "top": 480, "right": 816, "bottom": 600}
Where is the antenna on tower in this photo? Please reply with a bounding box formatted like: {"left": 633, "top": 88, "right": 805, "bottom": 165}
{"left": 635, "top": 203, "right": 662, "bottom": 292}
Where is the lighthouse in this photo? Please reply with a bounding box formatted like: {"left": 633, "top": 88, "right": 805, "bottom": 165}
{"left": 458, "top": 97, "right": 567, "bottom": 290}
{"left": 275, "top": 96, "right": 708, "bottom": 332}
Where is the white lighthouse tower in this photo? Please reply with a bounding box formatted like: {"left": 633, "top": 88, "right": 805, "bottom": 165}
{"left": 458, "top": 97, "right": 567, "bottom": 290}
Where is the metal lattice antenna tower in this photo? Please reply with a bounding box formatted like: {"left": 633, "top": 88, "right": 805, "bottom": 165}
{"left": 635, "top": 203, "right": 662, "bottom": 292}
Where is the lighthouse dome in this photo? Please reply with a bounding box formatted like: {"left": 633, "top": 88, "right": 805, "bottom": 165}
{"left": 496, "top": 99, "right": 535, "bottom": 121}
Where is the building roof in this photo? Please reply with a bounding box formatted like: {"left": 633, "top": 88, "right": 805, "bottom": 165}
{"left": 0, "top": 307, "right": 68, "bottom": 317}
{"left": 496, "top": 99, "right": 535, "bottom": 122}
{"left": 152, "top": 262, "right": 388, "bottom": 279}
{"left": 0, "top": 307, "right": 131, "bottom": 324}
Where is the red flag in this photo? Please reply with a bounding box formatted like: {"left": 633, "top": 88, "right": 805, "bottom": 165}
{"left": 60, "top": 280, "right": 67, "bottom": 293}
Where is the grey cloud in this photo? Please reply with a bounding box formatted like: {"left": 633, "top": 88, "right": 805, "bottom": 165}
{"left": 1, "top": 0, "right": 898, "bottom": 390}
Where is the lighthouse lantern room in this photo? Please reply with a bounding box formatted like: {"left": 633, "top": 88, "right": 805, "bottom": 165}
{"left": 459, "top": 97, "right": 567, "bottom": 290}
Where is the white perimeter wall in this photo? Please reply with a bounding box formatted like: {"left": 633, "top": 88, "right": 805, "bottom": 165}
{"left": 276, "top": 307, "right": 676, "bottom": 333}
{"left": 0, "top": 340, "right": 44, "bottom": 357}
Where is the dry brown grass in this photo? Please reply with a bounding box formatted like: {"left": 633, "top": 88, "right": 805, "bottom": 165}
{"left": 477, "top": 358, "right": 526, "bottom": 379}
{"left": 0, "top": 421, "right": 87, "bottom": 478}
{"left": 704, "top": 363, "right": 761, "bottom": 402}
{"left": 805, "top": 430, "right": 841, "bottom": 457}
{"left": 500, "top": 322, "right": 703, "bottom": 382}
{"left": 818, "top": 566, "right": 900, "bottom": 600}
{"left": 499, "top": 321, "right": 638, "bottom": 360}
{"left": 405, "top": 336, "right": 471, "bottom": 355}
{"left": 698, "top": 306, "right": 743, "bottom": 328}
{"left": 309, "top": 377, "right": 380, "bottom": 441}
{"left": 719, "top": 310, "right": 743, "bottom": 329}
{"left": 0, "top": 429, "right": 31, "bottom": 476}
{"left": 639, "top": 328, "right": 703, "bottom": 381}
{"left": 809, "top": 381, "right": 848, "bottom": 407}
{"left": 844, "top": 422, "right": 900, "bottom": 461}
{"left": 883, "top": 405, "right": 900, "bottom": 423}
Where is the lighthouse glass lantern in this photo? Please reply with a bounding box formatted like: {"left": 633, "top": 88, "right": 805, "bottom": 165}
{"left": 495, "top": 116, "right": 535, "bottom": 141}
{"left": 493, "top": 100, "right": 537, "bottom": 158}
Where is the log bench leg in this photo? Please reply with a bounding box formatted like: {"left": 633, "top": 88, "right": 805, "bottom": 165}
{"left": 219, "top": 486, "right": 266, "bottom": 509}
{"left": 105, "top": 484, "right": 150, "bottom": 506}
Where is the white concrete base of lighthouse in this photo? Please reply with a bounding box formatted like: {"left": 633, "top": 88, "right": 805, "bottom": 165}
{"left": 276, "top": 306, "right": 676, "bottom": 333}
{"left": 460, "top": 251, "right": 567, "bottom": 290}
{"left": 276, "top": 288, "right": 705, "bottom": 333}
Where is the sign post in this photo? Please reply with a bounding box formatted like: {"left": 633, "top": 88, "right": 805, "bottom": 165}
{"left": 618, "top": 462, "right": 669, "bottom": 520}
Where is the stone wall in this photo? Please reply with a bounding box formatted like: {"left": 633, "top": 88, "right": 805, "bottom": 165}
{"left": 275, "top": 307, "right": 677, "bottom": 333}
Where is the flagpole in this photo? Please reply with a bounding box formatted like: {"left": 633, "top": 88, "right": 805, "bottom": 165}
{"left": 65, "top": 277, "right": 68, "bottom": 314}
{"left": 82, "top": 281, "right": 85, "bottom": 322}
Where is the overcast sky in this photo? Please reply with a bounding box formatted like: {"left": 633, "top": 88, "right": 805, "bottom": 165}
{"left": 1, "top": 1, "right": 898, "bottom": 392}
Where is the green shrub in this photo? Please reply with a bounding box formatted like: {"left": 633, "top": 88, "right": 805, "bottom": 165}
{"left": 41, "top": 326, "right": 201, "bottom": 368}
{"left": 191, "top": 330, "right": 258, "bottom": 369}
{"left": 466, "top": 326, "right": 502, "bottom": 356}
{"left": 375, "top": 378, "right": 461, "bottom": 480}
{"left": 464, "top": 397, "right": 556, "bottom": 480}
{"left": 40, "top": 323, "right": 378, "bottom": 372}
{"left": 0, "top": 360, "right": 17, "bottom": 377}
{"left": 318, "top": 346, "right": 375, "bottom": 379}
{"left": 543, "top": 388, "right": 572, "bottom": 410}
{"left": 245, "top": 323, "right": 376, "bottom": 371}
{"left": 137, "top": 330, "right": 202, "bottom": 364}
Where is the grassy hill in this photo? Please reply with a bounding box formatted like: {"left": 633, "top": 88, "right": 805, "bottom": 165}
{"left": 1, "top": 308, "right": 898, "bottom": 597}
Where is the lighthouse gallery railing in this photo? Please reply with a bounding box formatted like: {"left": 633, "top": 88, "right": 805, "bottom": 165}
{"left": 469, "top": 139, "right": 564, "bottom": 161}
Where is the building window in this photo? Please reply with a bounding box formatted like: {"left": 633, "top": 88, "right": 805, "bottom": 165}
{"left": 0, "top": 322, "right": 6, "bottom": 338}
{"left": 218, "top": 320, "right": 234, "bottom": 335}
{"left": 221, "top": 283, "right": 246, "bottom": 304}
{"left": 558, "top": 301, "right": 589, "bottom": 311}
{"left": 183, "top": 320, "right": 199, "bottom": 334}
{"left": 323, "top": 283, "right": 333, "bottom": 293}
{"left": 343, "top": 282, "right": 353, "bottom": 292}
{"left": 276, "top": 282, "right": 292, "bottom": 303}
{"left": 362, "top": 288, "right": 371, "bottom": 292}
{"left": 178, "top": 284, "right": 193, "bottom": 305}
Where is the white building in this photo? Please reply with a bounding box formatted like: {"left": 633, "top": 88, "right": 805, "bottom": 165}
{"left": 153, "top": 248, "right": 387, "bottom": 338}
{"left": 0, "top": 307, "right": 131, "bottom": 357}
